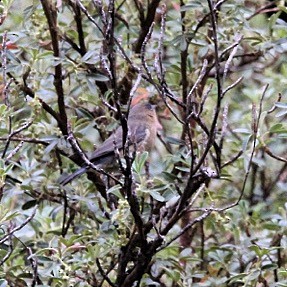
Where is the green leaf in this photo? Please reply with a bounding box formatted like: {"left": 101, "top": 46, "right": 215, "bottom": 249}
{"left": 81, "top": 50, "right": 99, "bottom": 64}
{"left": 228, "top": 273, "right": 248, "bottom": 284}
{"left": 107, "top": 184, "right": 124, "bottom": 199}
{"left": 175, "top": 166, "right": 190, "bottom": 172}
{"left": 165, "top": 136, "right": 185, "bottom": 145}
{"left": 44, "top": 140, "right": 58, "bottom": 154}
{"left": 87, "top": 73, "right": 110, "bottom": 82}
{"left": 275, "top": 102, "right": 287, "bottom": 109}
{"left": 247, "top": 269, "right": 260, "bottom": 280}
{"left": 22, "top": 200, "right": 38, "bottom": 210}
{"left": 0, "top": 279, "right": 8, "bottom": 287}
{"left": 261, "top": 263, "right": 278, "bottom": 270}
{"left": 242, "top": 134, "right": 252, "bottom": 151}
{"left": 133, "top": 151, "right": 148, "bottom": 174}
{"left": 0, "top": 104, "right": 7, "bottom": 116}
{"left": 0, "top": 207, "right": 19, "bottom": 222}
{"left": 180, "top": 36, "right": 187, "bottom": 51}
{"left": 276, "top": 109, "right": 287, "bottom": 117}
{"left": 149, "top": 190, "right": 165, "bottom": 202}
{"left": 233, "top": 128, "right": 251, "bottom": 134}
{"left": 269, "top": 123, "right": 287, "bottom": 133}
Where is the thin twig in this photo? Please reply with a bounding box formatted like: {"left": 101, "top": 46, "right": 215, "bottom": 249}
{"left": 221, "top": 85, "right": 269, "bottom": 209}
{"left": 222, "top": 77, "right": 243, "bottom": 98}
{"left": 96, "top": 259, "right": 117, "bottom": 286}
{"left": 140, "top": 22, "right": 155, "bottom": 79}
{"left": 267, "top": 93, "right": 282, "bottom": 114}
{"left": 1, "top": 120, "right": 33, "bottom": 159}
{"left": 40, "top": 0, "right": 68, "bottom": 134}
{"left": 0, "top": 234, "right": 13, "bottom": 265}
{"left": 0, "top": 206, "right": 38, "bottom": 244}
{"left": 25, "top": 243, "right": 40, "bottom": 286}
{"left": 154, "top": 4, "right": 166, "bottom": 84}
{"left": 219, "top": 104, "right": 229, "bottom": 151}
{"left": 190, "top": 0, "right": 223, "bottom": 177}
{"left": 186, "top": 60, "right": 209, "bottom": 109}
{"left": 221, "top": 150, "right": 243, "bottom": 168}
{"left": 158, "top": 207, "right": 213, "bottom": 251}
{"left": 263, "top": 146, "right": 287, "bottom": 163}
{"left": 222, "top": 34, "right": 243, "bottom": 82}
{"left": 5, "top": 141, "right": 24, "bottom": 163}
{"left": 197, "top": 84, "right": 213, "bottom": 117}
{"left": 66, "top": 123, "right": 122, "bottom": 185}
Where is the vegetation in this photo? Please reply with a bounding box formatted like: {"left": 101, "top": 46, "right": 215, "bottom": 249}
{"left": 0, "top": 0, "right": 286, "bottom": 286}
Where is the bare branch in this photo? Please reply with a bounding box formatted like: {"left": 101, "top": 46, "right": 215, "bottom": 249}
{"left": 66, "top": 123, "right": 122, "bottom": 185}
{"left": 40, "top": 0, "right": 68, "bottom": 134}
{"left": 224, "top": 85, "right": 269, "bottom": 208}
{"left": 222, "top": 77, "right": 243, "bottom": 98}
{"left": 186, "top": 59, "right": 208, "bottom": 108}
{"left": 159, "top": 206, "right": 213, "bottom": 251}
{"left": 263, "top": 146, "right": 287, "bottom": 163}
{"left": 0, "top": 207, "right": 38, "bottom": 244}
{"left": 267, "top": 93, "right": 282, "bottom": 114}
{"left": 1, "top": 120, "right": 33, "bottom": 159}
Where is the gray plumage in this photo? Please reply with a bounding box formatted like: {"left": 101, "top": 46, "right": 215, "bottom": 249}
{"left": 60, "top": 103, "right": 158, "bottom": 185}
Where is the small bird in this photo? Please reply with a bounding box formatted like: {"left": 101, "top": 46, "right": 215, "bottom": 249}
{"left": 60, "top": 102, "right": 160, "bottom": 185}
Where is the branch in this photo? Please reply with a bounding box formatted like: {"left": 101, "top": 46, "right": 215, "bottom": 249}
{"left": 96, "top": 258, "right": 117, "bottom": 287}
{"left": 263, "top": 146, "right": 287, "bottom": 163}
{"left": 66, "top": 123, "right": 122, "bottom": 186}
{"left": 158, "top": 207, "right": 213, "bottom": 251}
{"left": 0, "top": 206, "right": 37, "bottom": 244}
{"left": 218, "top": 85, "right": 270, "bottom": 210}
{"left": 40, "top": 0, "right": 68, "bottom": 134}
{"left": 1, "top": 120, "right": 32, "bottom": 159}
{"left": 190, "top": 0, "right": 223, "bottom": 177}
{"left": 67, "top": 0, "right": 87, "bottom": 55}
{"left": 133, "top": 0, "right": 161, "bottom": 53}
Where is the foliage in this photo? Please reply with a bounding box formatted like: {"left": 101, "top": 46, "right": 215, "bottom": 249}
{"left": 0, "top": 0, "right": 287, "bottom": 286}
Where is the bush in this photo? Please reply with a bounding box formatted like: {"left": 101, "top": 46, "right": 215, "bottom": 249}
{"left": 0, "top": 0, "right": 286, "bottom": 286}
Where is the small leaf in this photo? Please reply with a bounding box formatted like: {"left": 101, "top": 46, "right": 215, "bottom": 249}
{"left": 149, "top": 190, "right": 165, "bottom": 202}
{"left": 269, "top": 123, "right": 286, "bottom": 133}
{"left": 247, "top": 269, "right": 260, "bottom": 280}
{"left": 82, "top": 50, "right": 99, "bottom": 64}
{"left": 133, "top": 151, "right": 148, "bottom": 174}
{"left": 161, "top": 172, "right": 180, "bottom": 182}
{"left": 275, "top": 102, "right": 287, "bottom": 108}
{"left": 44, "top": 140, "right": 58, "bottom": 154}
{"left": 175, "top": 166, "right": 190, "bottom": 172}
{"left": 180, "top": 36, "right": 187, "bottom": 51}
{"left": 233, "top": 128, "right": 251, "bottom": 134}
{"left": 107, "top": 184, "right": 124, "bottom": 199}
{"left": 276, "top": 109, "right": 287, "bottom": 117}
{"left": 0, "top": 279, "right": 8, "bottom": 287}
{"left": 165, "top": 136, "right": 185, "bottom": 145}
{"left": 22, "top": 200, "right": 38, "bottom": 210}
{"left": 89, "top": 73, "right": 110, "bottom": 82}
{"left": 228, "top": 273, "right": 248, "bottom": 284}
{"left": 242, "top": 134, "right": 252, "bottom": 151}
{"left": 261, "top": 263, "right": 278, "bottom": 270}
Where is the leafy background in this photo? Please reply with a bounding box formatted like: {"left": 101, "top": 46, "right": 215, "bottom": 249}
{"left": 0, "top": 0, "right": 286, "bottom": 286}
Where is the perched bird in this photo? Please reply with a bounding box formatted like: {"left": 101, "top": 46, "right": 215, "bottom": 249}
{"left": 60, "top": 102, "right": 160, "bottom": 185}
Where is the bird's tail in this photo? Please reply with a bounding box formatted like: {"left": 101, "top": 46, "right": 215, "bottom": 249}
{"left": 59, "top": 167, "right": 87, "bottom": 186}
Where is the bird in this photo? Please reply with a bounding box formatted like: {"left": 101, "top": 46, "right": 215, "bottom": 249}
{"left": 60, "top": 102, "right": 160, "bottom": 185}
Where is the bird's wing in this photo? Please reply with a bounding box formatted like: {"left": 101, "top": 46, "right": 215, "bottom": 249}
{"left": 59, "top": 166, "right": 87, "bottom": 185}
{"left": 90, "top": 123, "right": 148, "bottom": 162}
{"left": 89, "top": 127, "right": 123, "bottom": 162}
{"left": 128, "top": 123, "right": 147, "bottom": 144}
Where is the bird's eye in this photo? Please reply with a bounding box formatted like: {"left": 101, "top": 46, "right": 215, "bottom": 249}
{"left": 145, "top": 103, "right": 152, "bottom": 110}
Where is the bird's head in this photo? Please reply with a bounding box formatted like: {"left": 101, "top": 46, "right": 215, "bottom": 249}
{"left": 129, "top": 102, "right": 162, "bottom": 132}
